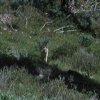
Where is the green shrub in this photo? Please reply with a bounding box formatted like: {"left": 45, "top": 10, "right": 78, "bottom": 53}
{"left": 88, "top": 43, "right": 100, "bottom": 58}
{"left": 0, "top": 67, "right": 92, "bottom": 100}
{"left": 71, "top": 49, "right": 99, "bottom": 77}
{"left": 78, "top": 34, "right": 94, "bottom": 47}
{"left": 5, "top": 47, "right": 28, "bottom": 60}
{"left": 0, "top": 89, "right": 90, "bottom": 100}
{"left": 74, "top": 12, "right": 92, "bottom": 32}
{"left": 52, "top": 42, "right": 78, "bottom": 59}
{"left": 37, "top": 36, "right": 49, "bottom": 50}
{"left": 48, "top": 2, "right": 62, "bottom": 17}
{"left": 40, "top": 79, "right": 89, "bottom": 100}
{"left": 0, "top": 91, "right": 38, "bottom": 100}
{"left": 0, "top": 67, "right": 41, "bottom": 97}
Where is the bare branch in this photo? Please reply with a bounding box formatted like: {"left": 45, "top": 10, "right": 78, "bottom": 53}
{"left": 67, "top": 30, "right": 78, "bottom": 32}
{"left": 53, "top": 26, "right": 66, "bottom": 32}
{"left": 40, "top": 21, "right": 52, "bottom": 31}
{"left": 94, "top": 2, "right": 100, "bottom": 11}
{"left": 53, "top": 25, "right": 74, "bottom": 32}
{"left": 74, "top": 8, "right": 100, "bottom": 14}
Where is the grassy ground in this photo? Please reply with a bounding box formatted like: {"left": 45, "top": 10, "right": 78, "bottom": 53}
{"left": 0, "top": 5, "right": 100, "bottom": 99}
{"left": 0, "top": 5, "right": 100, "bottom": 79}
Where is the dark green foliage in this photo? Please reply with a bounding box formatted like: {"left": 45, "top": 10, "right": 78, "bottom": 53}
{"left": 88, "top": 43, "right": 100, "bottom": 60}
{"left": 71, "top": 49, "right": 99, "bottom": 77}
{"left": 52, "top": 42, "right": 78, "bottom": 59}
{"left": 0, "top": 47, "right": 28, "bottom": 60}
{"left": 0, "top": 68, "right": 91, "bottom": 100}
{"left": 6, "top": 47, "right": 28, "bottom": 60}
{"left": 37, "top": 36, "right": 49, "bottom": 50}
{"left": 72, "top": 13, "right": 92, "bottom": 32}
{"left": 40, "top": 79, "right": 89, "bottom": 100}
{"left": 46, "top": 0, "right": 63, "bottom": 17}
{"left": 78, "top": 34, "right": 94, "bottom": 47}
{"left": 0, "top": 0, "right": 28, "bottom": 5}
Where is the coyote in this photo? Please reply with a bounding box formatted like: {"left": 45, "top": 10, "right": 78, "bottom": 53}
{"left": 41, "top": 46, "right": 48, "bottom": 63}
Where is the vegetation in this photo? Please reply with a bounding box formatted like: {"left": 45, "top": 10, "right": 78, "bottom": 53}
{"left": 0, "top": 0, "right": 100, "bottom": 99}
{"left": 0, "top": 67, "right": 95, "bottom": 100}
